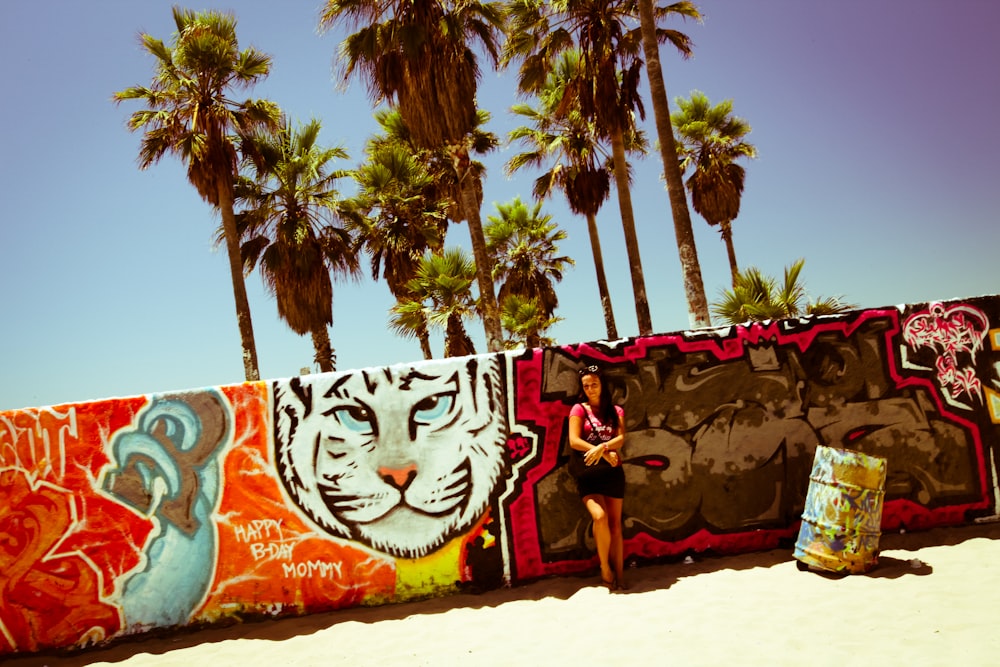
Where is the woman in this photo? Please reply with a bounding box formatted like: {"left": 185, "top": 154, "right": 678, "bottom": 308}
{"left": 568, "top": 364, "right": 626, "bottom": 590}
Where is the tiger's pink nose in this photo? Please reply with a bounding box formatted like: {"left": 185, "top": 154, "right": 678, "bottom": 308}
{"left": 378, "top": 464, "right": 417, "bottom": 489}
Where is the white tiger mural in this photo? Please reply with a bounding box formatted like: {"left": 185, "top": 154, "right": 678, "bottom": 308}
{"left": 273, "top": 356, "right": 508, "bottom": 558}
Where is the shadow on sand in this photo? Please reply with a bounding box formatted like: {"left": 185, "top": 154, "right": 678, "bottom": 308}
{"left": 7, "top": 520, "right": 1000, "bottom": 666}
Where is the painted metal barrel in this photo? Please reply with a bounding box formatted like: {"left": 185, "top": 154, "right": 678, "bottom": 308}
{"left": 793, "top": 445, "right": 887, "bottom": 574}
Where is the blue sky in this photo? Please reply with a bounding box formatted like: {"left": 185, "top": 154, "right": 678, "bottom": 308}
{"left": 2, "top": 0, "right": 998, "bottom": 411}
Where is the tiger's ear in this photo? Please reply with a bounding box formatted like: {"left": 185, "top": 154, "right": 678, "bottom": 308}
{"left": 274, "top": 377, "right": 313, "bottom": 425}
{"left": 466, "top": 355, "right": 505, "bottom": 417}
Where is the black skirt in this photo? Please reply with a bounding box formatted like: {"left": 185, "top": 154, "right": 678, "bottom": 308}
{"left": 570, "top": 452, "right": 625, "bottom": 499}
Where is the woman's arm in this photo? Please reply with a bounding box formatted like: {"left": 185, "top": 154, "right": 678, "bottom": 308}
{"left": 600, "top": 408, "right": 625, "bottom": 465}
{"left": 567, "top": 414, "right": 593, "bottom": 452}
{"left": 569, "top": 411, "right": 610, "bottom": 467}
{"left": 602, "top": 407, "right": 626, "bottom": 452}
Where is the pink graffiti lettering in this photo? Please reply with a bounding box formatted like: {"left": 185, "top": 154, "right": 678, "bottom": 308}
{"left": 903, "top": 302, "right": 987, "bottom": 401}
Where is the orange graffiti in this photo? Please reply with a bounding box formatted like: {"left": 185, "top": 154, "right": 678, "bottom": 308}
{"left": 0, "top": 469, "right": 120, "bottom": 653}
{"left": 194, "top": 384, "right": 395, "bottom": 623}
{"left": 0, "top": 400, "right": 155, "bottom": 655}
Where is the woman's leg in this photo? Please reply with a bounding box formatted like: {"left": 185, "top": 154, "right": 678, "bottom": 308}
{"left": 605, "top": 496, "right": 625, "bottom": 588}
{"left": 583, "top": 495, "right": 612, "bottom": 584}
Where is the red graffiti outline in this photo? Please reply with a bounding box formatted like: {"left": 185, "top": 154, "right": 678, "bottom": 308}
{"left": 508, "top": 309, "right": 991, "bottom": 580}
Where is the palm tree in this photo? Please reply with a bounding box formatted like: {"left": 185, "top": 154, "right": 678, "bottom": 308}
{"left": 504, "top": 0, "right": 655, "bottom": 335}
{"left": 235, "top": 117, "right": 360, "bottom": 372}
{"left": 507, "top": 49, "right": 620, "bottom": 339}
{"left": 114, "top": 7, "right": 281, "bottom": 381}
{"left": 635, "top": 0, "right": 711, "bottom": 328}
{"left": 485, "top": 197, "right": 572, "bottom": 318}
{"left": 346, "top": 109, "right": 450, "bottom": 359}
{"left": 320, "top": 0, "right": 506, "bottom": 353}
{"left": 672, "top": 90, "right": 757, "bottom": 286}
{"left": 711, "top": 259, "right": 857, "bottom": 324}
{"left": 499, "top": 294, "right": 562, "bottom": 349}
{"left": 392, "top": 249, "right": 478, "bottom": 358}
{"left": 485, "top": 197, "right": 573, "bottom": 348}
{"left": 363, "top": 107, "right": 499, "bottom": 233}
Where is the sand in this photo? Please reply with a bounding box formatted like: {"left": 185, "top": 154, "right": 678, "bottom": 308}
{"left": 8, "top": 521, "right": 1000, "bottom": 667}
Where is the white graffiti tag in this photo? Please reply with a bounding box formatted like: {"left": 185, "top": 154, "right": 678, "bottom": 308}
{"left": 903, "top": 302, "right": 988, "bottom": 402}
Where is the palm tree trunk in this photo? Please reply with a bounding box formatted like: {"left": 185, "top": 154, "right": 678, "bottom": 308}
{"left": 637, "top": 0, "right": 711, "bottom": 329}
{"left": 445, "top": 314, "right": 476, "bottom": 358}
{"left": 218, "top": 183, "right": 261, "bottom": 381}
{"left": 417, "top": 322, "right": 434, "bottom": 360}
{"left": 390, "top": 283, "right": 435, "bottom": 359}
{"left": 455, "top": 149, "right": 504, "bottom": 352}
{"left": 610, "top": 128, "right": 653, "bottom": 336}
{"left": 311, "top": 326, "right": 335, "bottom": 373}
{"left": 720, "top": 221, "right": 739, "bottom": 287}
{"left": 585, "top": 211, "right": 619, "bottom": 339}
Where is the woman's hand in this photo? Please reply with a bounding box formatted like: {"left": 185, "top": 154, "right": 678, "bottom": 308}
{"left": 584, "top": 443, "right": 606, "bottom": 466}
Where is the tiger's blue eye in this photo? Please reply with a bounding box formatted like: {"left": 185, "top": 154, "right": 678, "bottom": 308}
{"left": 332, "top": 405, "right": 374, "bottom": 434}
{"left": 413, "top": 392, "right": 454, "bottom": 423}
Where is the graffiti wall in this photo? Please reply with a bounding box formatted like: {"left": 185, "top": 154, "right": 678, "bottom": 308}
{"left": 3, "top": 296, "right": 999, "bottom": 656}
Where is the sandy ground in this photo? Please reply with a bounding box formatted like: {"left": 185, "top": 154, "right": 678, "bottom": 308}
{"left": 8, "top": 521, "right": 1000, "bottom": 667}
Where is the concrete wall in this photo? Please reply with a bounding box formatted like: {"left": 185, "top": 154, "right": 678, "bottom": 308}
{"left": 3, "top": 295, "right": 999, "bottom": 656}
